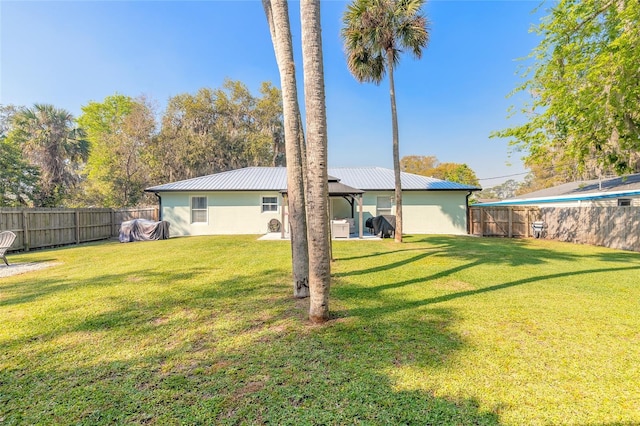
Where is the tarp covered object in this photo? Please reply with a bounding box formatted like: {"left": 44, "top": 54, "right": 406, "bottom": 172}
{"left": 372, "top": 215, "right": 396, "bottom": 238}
{"left": 119, "top": 219, "right": 170, "bottom": 243}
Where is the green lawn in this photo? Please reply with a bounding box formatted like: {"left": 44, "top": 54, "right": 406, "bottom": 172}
{"left": 1, "top": 235, "right": 639, "bottom": 425}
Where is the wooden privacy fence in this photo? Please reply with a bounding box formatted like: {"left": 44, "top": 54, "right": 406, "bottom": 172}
{"left": 470, "top": 206, "right": 541, "bottom": 238}
{"left": 470, "top": 206, "right": 640, "bottom": 252}
{"left": 541, "top": 206, "right": 640, "bottom": 252}
{"left": 0, "top": 207, "right": 158, "bottom": 252}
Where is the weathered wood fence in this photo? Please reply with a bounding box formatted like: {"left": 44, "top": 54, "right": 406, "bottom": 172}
{"left": 470, "top": 206, "right": 540, "bottom": 238}
{"left": 0, "top": 207, "right": 158, "bottom": 252}
{"left": 470, "top": 206, "right": 640, "bottom": 252}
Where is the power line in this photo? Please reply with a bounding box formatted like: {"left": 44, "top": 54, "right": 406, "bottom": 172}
{"left": 478, "top": 172, "right": 529, "bottom": 181}
{"left": 478, "top": 166, "right": 632, "bottom": 184}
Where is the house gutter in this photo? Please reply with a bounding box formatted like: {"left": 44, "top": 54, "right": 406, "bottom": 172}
{"left": 466, "top": 191, "right": 472, "bottom": 234}
{"left": 152, "top": 192, "right": 162, "bottom": 221}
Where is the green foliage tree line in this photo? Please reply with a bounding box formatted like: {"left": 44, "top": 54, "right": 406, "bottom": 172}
{"left": 4, "top": 104, "right": 89, "bottom": 207}
{"left": 400, "top": 155, "right": 480, "bottom": 187}
{"left": 1, "top": 105, "right": 40, "bottom": 206}
{"left": 1, "top": 79, "right": 285, "bottom": 207}
{"left": 494, "top": 0, "right": 640, "bottom": 190}
{"left": 473, "top": 179, "right": 522, "bottom": 202}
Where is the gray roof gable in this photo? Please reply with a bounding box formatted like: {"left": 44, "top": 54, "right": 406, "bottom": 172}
{"left": 145, "top": 167, "right": 480, "bottom": 192}
{"left": 146, "top": 167, "right": 288, "bottom": 192}
{"left": 329, "top": 167, "right": 478, "bottom": 191}
{"left": 512, "top": 173, "right": 640, "bottom": 199}
{"left": 477, "top": 173, "right": 640, "bottom": 206}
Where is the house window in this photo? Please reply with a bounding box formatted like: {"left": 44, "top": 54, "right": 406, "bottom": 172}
{"left": 191, "top": 196, "right": 208, "bottom": 223}
{"left": 261, "top": 196, "right": 278, "bottom": 213}
{"left": 618, "top": 198, "right": 631, "bottom": 207}
{"left": 376, "top": 196, "right": 392, "bottom": 216}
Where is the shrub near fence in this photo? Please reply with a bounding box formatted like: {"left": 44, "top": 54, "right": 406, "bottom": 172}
{"left": 470, "top": 206, "right": 640, "bottom": 252}
{"left": 0, "top": 207, "right": 158, "bottom": 252}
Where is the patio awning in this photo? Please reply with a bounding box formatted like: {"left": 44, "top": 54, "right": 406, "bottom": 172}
{"left": 328, "top": 175, "right": 364, "bottom": 196}
{"left": 280, "top": 175, "right": 364, "bottom": 196}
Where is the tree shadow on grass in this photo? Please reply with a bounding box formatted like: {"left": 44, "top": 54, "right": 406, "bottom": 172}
{"left": 333, "top": 235, "right": 585, "bottom": 285}
{"left": 342, "top": 263, "right": 640, "bottom": 318}
{"left": 0, "top": 264, "right": 292, "bottom": 359}
{"left": 1, "top": 246, "right": 504, "bottom": 425}
{"left": 334, "top": 244, "right": 448, "bottom": 262}
{"left": 0, "top": 267, "right": 211, "bottom": 308}
{"left": 1, "top": 282, "right": 503, "bottom": 425}
{"left": 331, "top": 235, "right": 640, "bottom": 318}
{"left": 6, "top": 235, "right": 637, "bottom": 424}
{"left": 590, "top": 249, "right": 640, "bottom": 263}
{"left": 333, "top": 249, "right": 440, "bottom": 278}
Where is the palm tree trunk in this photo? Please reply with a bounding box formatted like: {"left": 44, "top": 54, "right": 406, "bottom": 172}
{"left": 387, "top": 49, "right": 403, "bottom": 243}
{"left": 301, "top": 0, "right": 330, "bottom": 323}
{"left": 263, "top": 0, "right": 310, "bottom": 298}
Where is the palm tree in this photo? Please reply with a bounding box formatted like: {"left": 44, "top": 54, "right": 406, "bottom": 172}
{"left": 11, "top": 104, "right": 89, "bottom": 207}
{"left": 263, "top": 0, "right": 310, "bottom": 299}
{"left": 342, "top": 0, "right": 429, "bottom": 243}
{"left": 0, "top": 137, "right": 39, "bottom": 206}
{"left": 301, "top": 0, "right": 330, "bottom": 323}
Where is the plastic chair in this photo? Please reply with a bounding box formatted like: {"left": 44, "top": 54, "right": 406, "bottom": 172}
{"left": 0, "top": 231, "right": 17, "bottom": 266}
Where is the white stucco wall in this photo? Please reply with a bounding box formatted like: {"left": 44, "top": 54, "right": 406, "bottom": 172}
{"left": 331, "top": 190, "right": 470, "bottom": 235}
{"left": 159, "top": 189, "right": 470, "bottom": 236}
{"left": 159, "top": 191, "right": 284, "bottom": 236}
{"left": 402, "top": 191, "right": 469, "bottom": 234}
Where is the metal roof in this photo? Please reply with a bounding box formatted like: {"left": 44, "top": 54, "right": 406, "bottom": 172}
{"left": 477, "top": 189, "right": 640, "bottom": 206}
{"left": 477, "top": 173, "right": 640, "bottom": 206}
{"left": 145, "top": 167, "right": 288, "bottom": 192}
{"left": 145, "top": 167, "right": 480, "bottom": 192}
{"left": 329, "top": 167, "right": 479, "bottom": 191}
{"left": 511, "top": 173, "right": 640, "bottom": 199}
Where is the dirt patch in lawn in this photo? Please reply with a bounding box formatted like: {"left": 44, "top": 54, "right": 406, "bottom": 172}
{"left": 0, "top": 261, "right": 60, "bottom": 278}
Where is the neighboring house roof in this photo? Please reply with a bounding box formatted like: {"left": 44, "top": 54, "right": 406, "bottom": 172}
{"left": 477, "top": 173, "right": 640, "bottom": 206}
{"left": 145, "top": 167, "right": 480, "bottom": 193}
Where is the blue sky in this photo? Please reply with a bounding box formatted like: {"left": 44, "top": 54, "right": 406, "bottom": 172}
{"left": 1, "top": 0, "right": 546, "bottom": 186}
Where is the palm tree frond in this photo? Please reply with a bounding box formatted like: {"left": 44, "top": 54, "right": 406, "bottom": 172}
{"left": 341, "top": 0, "right": 429, "bottom": 79}
{"left": 10, "top": 104, "right": 87, "bottom": 206}
{"left": 397, "top": 0, "right": 426, "bottom": 18}
{"left": 347, "top": 49, "right": 386, "bottom": 84}
{"left": 341, "top": 0, "right": 430, "bottom": 244}
{"left": 398, "top": 15, "right": 430, "bottom": 58}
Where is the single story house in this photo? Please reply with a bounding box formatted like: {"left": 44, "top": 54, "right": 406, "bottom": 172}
{"left": 144, "top": 167, "right": 480, "bottom": 237}
{"left": 476, "top": 173, "right": 640, "bottom": 208}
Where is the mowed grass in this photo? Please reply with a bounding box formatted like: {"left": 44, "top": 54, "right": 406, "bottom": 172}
{"left": 1, "top": 235, "right": 639, "bottom": 425}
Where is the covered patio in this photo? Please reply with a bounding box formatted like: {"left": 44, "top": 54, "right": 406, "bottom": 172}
{"left": 275, "top": 175, "right": 371, "bottom": 240}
